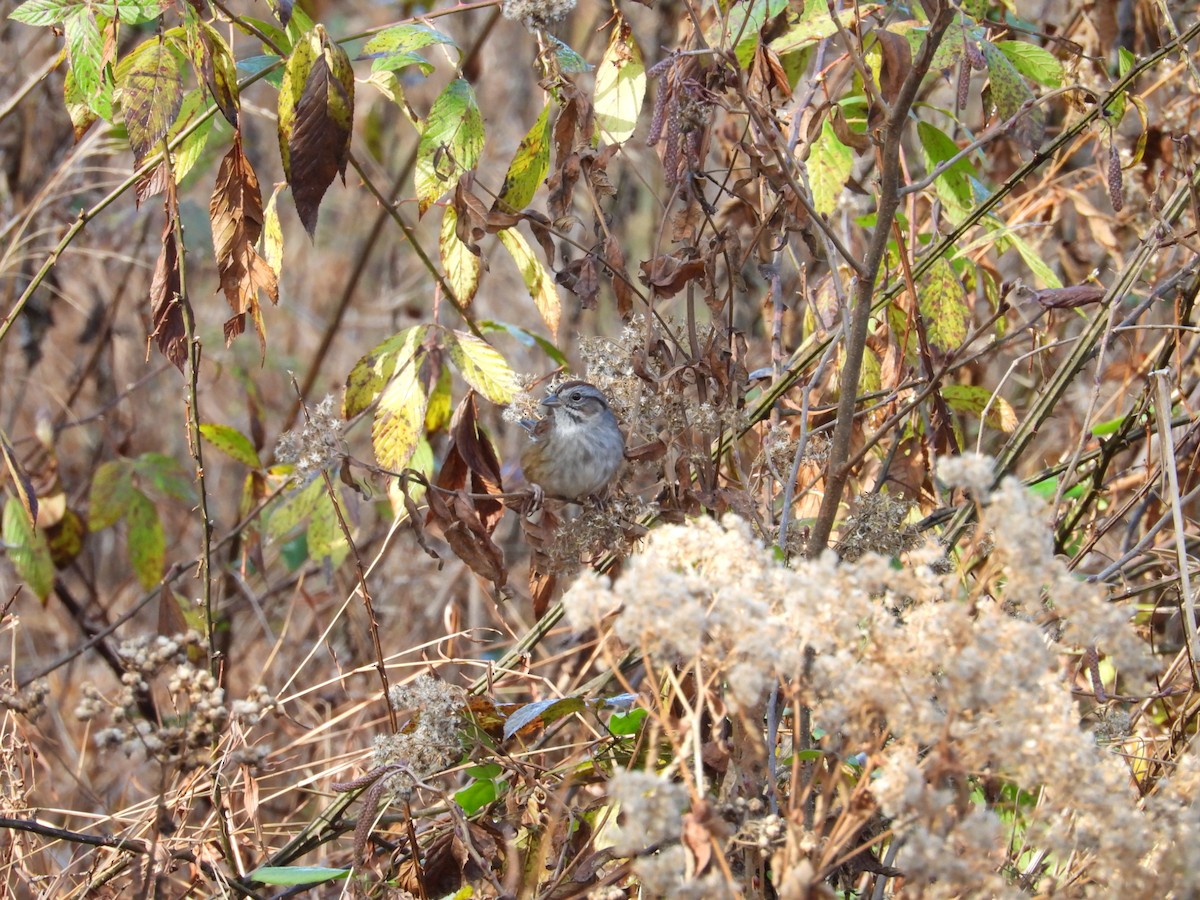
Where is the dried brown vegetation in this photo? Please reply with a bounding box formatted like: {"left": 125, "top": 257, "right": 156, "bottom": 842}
{"left": 1, "top": 0, "right": 1200, "bottom": 896}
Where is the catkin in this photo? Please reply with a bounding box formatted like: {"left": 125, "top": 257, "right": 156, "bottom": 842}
{"left": 1108, "top": 143, "right": 1124, "bottom": 212}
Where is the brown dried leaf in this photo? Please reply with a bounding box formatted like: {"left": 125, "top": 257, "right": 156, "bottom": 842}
{"left": 148, "top": 210, "right": 190, "bottom": 372}
{"left": 556, "top": 254, "right": 600, "bottom": 309}
{"left": 603, "top": 235, "right": 633, "bottom": 319}
{"left": 639, "top": 251, "right": 706, "bottom": 297}
{"left": 210, "top": 134, "right": 279, "bottom": 355}
{"left": 875, "top": 30, "right": 912, "bottom": 105}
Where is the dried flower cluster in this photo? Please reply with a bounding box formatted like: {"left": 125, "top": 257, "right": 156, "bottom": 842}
{"left": 0, "top": 677, "right": 48, "bottom": 721}
{"left": 500, "top": 0, "right": 576, "bottom": 30}
{"left": 275, "top": 394, "right": 344, "bottom": 477}
{"left": 73, "top": 631, "right": 274, "bottom": 770}
{"left": 561, "top": 455, "right": 1182, "bottom": 893}
{"left": 371, "top": 673, "right": 466, "bottom": 800}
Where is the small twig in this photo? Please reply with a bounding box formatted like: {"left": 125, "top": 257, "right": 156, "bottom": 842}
{"left": 1151, "top": 368, "right": 1200, "bottom": 683}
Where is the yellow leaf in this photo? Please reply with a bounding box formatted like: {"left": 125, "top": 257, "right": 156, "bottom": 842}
{"left": 372, "top": 356, "right": 428, "bottom": 472}
{"left": 594, "top": 18, "right": 645, "bottom": 145}
{"left": 498, "top": 228, "right": 560, "bottom": 339}
{"left": 446, "top": 331, "right": 518, "bottom": 404}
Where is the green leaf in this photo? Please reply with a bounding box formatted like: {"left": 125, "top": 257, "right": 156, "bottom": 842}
{"left": 10, "top": 0, "right": 80, "bottom": 27}
{"left": 454, "top": 779, "right": 498, "bottom": 815}
{"left": 372, "top": 354, "right": 428, "bottom": 472}
{"left": 547, "top": 35, "right": 591, "bottom": 73}
{"left": 772, "top": 0, "right": 878, "bottom": 55}
{"left": 64, "top": 8, "right": 104, "bottom": 105}
{"left": 727, "top": 0, "right": 788, "bottom": 67}
{"left": 126, "top": 490, "right": 165, "bottom": 589}
{"left": 919, "top": 257, "right": 970, "bottom": 353}
{"left": 808, "top": 119, "right": 852, "bottom": 216}
{"left": 267, "top": 477, "right": 323, "bottom": 540}
{"left": 982, "top": 39, "right": 1043, "bottom": 150}
{"left": 88, "top": 460, "right": 135, "bottom": 531}
{"left": 343, "top": 325, "right": 427, "bottom": 419}
{"left": 3, "top": 496, "right": 53, "bottom": 601}
{"left": 200, "top": 424, "right": 262, "bottom": 468}
{"left": 608, "top": 708, "right": 648, "bottom": 736}
{"left": 1, "top": 427, "right": 38, "bottom": 527}
{"left": 415, "top": 79, "right": 485, "bottom": 217}
{"left": 593, "top": 17, "right": 645, "bottom": 145}
{"left": 439, "top": 206, "right": 480, "bottom": 307}
{"left": 170, "top": 90, "right": 215, "bottom": 185}
{"left": 466, "top": 763, "right": 503, "bottom": 779}
{"left": 1005, "top": 230, "right": 1062, "bottom": 289}
{"left": 446, "top": 330, "right": 519, "bottom": 404}
{"left": 134, "top": 453, "right": 195, "bottom": 503}
{"left": 496, "top": 104, "right": 551, "bottom": 213}
{"left": 306, "top": 491, "right": 349, "bottom": 567}
{"left": 498, "top": 228, "right": 560, "bottom": 339}
{"left": 361, "top": 23, "right": 454, "bottom": 73}
{"left": 994, "top": 40, "right": 1063, "bottom": 88}
{"left": 478, "top": 319, "right": 568, "bottom": 367}
{"left": 941, "top": 384, "right": 1017, "bottom": 432}
{"left": 12, "top": 0, "right": 160, "bottom": 25}
{"left": 917, "top": 121, "right": 975, "bottom": 225}
{"left": 117, "top": 36, "right": 186, "bottom": 164}
{"left": 249, "top": 866, "right": 350, "bottom": 886}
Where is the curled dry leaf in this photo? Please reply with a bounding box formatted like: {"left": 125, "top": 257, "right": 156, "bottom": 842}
{"left": 638, "top": 251, "right": 706, "bottom": 297}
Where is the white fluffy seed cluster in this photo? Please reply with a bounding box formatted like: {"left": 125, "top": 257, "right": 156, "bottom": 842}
{"left": 500, "top": 0, "right": 576, "bottom": 29}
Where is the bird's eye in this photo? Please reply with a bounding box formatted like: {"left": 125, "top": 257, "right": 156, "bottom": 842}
{"left": 570, "top": 391, "right": 583, "bottom": 403}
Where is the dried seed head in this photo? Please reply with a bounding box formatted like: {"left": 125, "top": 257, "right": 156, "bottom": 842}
{"left": 1108, "top": 143, "right": 1124, "bottom": 212}
{"left": 501, "top": 0, "right": 576, "bottom": 30}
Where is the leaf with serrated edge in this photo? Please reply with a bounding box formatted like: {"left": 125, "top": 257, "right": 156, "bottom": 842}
{"left": 917, "top": 121, "right": 975, "bottom": 225}
{"left": 200, "top": 424, "right": 262, "bottom": 468}
{"left": 89, "top": 459, "right": 135, "bottom": 531}
{"left": 593, "top": 18, "right": 645, "bottom": 145}
{"left": 440, "top": 206, "right": 480, "bottom": 307}
{"left": 496, "top": 104, "right": 551, "bottom": 213}
{"left": 920, "top": 258, "right": 971, "bottom": 353}
{"left": 306, "top": 492, "right": 350, "bottom": 566}
{"left": 994, "top": 40, "right": 1062, "bottom": 88}
{"left": 281, "top": 26, "right": 354, "bottom": 235}
{"left": 118, "top": 36, "right": 186, "bottom": 164}
{"left": 3, "top": 497, "right": 53, "bottom": 601}
{"left": 126, "top": 491, "right": 165, "bottom": 589}
{"left": 65, "top": 9, "right": 104, "bottom": 110}
{"left": 415, "top": 79, "right": 485, "bottom": 216}
{"left": 343, "top": 325, "right": 427, "bottom": 419}
{"left": 277, "top": 29, "right": 320, "bottom": 183}
{"left": 941, "top": 384, "right": 1017, "bottom": 432}
{"left": 446, "top": 331, "right": 518, "bottom": 404}
{"left": 498, "top": 228, "right": 560, "bottom": 338}
{"left": 982, "top": 40, "right": 1043, "bottom": 149}
{"left": 809, "top": 119, "right": 852, "bottom": 216}
{"left": 210, "top": 134, "right": 279, "bottom": 352}
{"left": 372, "top": 357, "right": 428, "bottom": 472}
{"left": 267, "top": 477, "right": 323, "bottom": 540}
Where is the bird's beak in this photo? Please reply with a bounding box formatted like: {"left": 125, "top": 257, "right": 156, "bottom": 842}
{"left": 539, "top": 394, "right": 562, "bottom": 409}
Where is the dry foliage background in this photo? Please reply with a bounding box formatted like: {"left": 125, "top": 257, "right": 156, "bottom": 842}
{"left": 1, "top": 0, "right": 1200, "bottom": 896}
